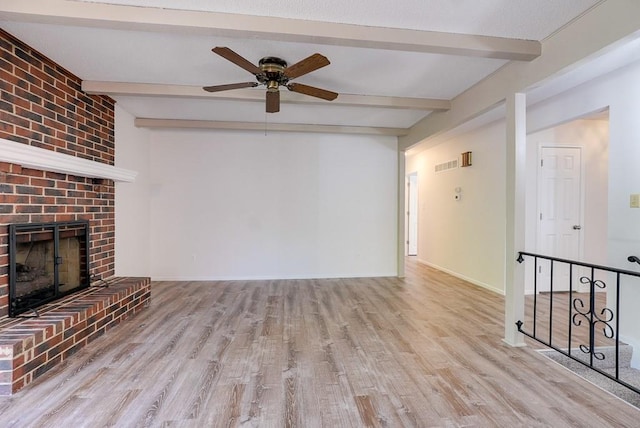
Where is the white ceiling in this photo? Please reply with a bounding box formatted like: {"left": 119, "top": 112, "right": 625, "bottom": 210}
{"left": 74, "top": 0, "right": 601, "bottom": 39}
{"left": 0, "top": 0, "right": 607, "bottom": 137}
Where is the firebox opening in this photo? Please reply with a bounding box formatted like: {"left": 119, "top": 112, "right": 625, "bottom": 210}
{"left": 9, "top": 221, "right": 90, "bottom": 317}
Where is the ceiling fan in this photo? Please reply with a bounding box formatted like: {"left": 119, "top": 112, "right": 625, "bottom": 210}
{"left": 203, "top": 47, "right": 339, "bottom": 113}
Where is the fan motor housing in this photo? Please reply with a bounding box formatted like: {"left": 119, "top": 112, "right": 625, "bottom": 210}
{"left": 258, "top": 56, "right": 288, "bottom": 86}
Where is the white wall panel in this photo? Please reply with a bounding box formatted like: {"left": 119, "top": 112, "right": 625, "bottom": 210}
{"left": 139, "top": 130, "right": 397, "bottom": 280}
{"left": 115, "top": 105, "right": 152, "bottom": 277}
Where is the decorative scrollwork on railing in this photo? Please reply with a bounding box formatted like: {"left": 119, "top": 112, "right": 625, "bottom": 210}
{"left": 515, "top": 251, "right": 640, "bottom": 396}
{"left": 571, "top": 277, "right": 615, "bottom": 360}
{"left": 579, "top": 276, "right": 606, "bottom": 290}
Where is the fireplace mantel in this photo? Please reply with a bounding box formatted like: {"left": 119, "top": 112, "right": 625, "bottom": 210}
{"left": 0, "top": 137, "right": 136, "bottom": 182}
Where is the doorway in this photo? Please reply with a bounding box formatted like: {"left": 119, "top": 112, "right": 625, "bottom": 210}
{"left": 406, "top": 173, "right": 418, "bottom": 256}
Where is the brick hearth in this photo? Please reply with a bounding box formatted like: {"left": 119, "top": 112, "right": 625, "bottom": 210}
{"left": 0, "top": 277, "right": 150, "bottom": 395}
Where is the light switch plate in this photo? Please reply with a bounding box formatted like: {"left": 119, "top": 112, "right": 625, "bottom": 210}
{"left": 631, "top": 194, "right": 640, "bottom": 208}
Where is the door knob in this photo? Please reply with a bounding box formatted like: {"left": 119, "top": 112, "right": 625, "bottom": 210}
{"left": 572, "top": 225, "right": 582, "bottom": 230}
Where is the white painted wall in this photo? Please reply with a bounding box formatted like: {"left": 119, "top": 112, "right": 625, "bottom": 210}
{"left": 406, "top": 121, "right": 507, "bottom": 294}
{"left": 114, "top": 105, "right": 152, "bottom": 277}
{"left": 120, "top": 129, "right": 398, "bottom": 280}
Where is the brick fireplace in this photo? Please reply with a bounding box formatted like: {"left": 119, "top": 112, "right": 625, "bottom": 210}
{"left": 0, "top": 29, "right": 150, "bottom": 394}
{"left": 0, "top": 28, "right": 117, "bottom": 316}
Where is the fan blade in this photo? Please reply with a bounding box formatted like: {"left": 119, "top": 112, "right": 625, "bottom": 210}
{"left": 212, "top": 47, "right": 263, "bottom": 76}
{"left": 287, "top": 83, "right": 338, "bottom": 101}
{"left": 266, "top": 90, "right": 280, "bottom": 113}
{"left": 283, "top": 53, "right": 330, "bottom": 80}
{"left": 203, "top": 82, "right": 259, "bottom": 92}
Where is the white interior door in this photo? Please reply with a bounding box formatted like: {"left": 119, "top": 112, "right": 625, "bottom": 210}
{"left": 407, "top": 173, "right": 418, "bottom": 256}
{"left": 537, "top": 146, "right": 583, "bottom": 292}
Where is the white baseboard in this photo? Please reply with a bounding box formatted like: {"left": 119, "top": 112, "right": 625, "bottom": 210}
{"left": 150, "top": 271, "right": 398, "bottom": 282}
{"left": 416, "top": 259, "right": 505, "bottom": 295}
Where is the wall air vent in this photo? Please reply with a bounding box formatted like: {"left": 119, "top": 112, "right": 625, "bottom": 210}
{"left": 435, "top": 159, "right": 458, "bottom": 173}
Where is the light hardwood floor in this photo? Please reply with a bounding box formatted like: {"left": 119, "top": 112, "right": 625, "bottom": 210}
{"left": 0, "top": 259, "right": 638, "bottom": 427}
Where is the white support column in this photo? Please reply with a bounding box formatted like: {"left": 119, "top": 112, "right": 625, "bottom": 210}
{"left": 504, "top": 92, "right": 527, "bottom": 347}
{"left": 397, "top": 148, "right": 406, "bottom": 278}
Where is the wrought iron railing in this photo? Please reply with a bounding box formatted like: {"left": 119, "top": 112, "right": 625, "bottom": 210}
{"left": 516, "top": 251, "right": 640, "bottom": 395}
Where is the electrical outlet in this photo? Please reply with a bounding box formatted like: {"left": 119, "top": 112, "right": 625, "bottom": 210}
{"left": 631, "top": 194, "right": 640, "bottom": 208}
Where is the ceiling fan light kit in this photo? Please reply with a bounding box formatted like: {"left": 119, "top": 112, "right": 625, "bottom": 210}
{"left": 203, "top": 47, "right": 338, "bottom": 113}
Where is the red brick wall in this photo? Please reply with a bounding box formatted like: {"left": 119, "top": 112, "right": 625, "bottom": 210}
{"left": 0, "top": 29, "right": 116, "bottom": 319}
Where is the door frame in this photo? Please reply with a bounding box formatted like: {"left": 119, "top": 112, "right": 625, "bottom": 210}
{"left": 406, "top": 172, "right": 418, "bottom": 256}
{"left": 535, "top": 144, "right": 587, "bottom": 291}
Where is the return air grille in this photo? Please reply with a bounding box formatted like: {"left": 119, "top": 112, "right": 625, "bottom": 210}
{"left": 435, "top": 159, "right": 458, "bottom": 173}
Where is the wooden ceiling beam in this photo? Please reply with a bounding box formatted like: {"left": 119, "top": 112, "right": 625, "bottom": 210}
{"left": 134, "top": 118, "right": 409, "bottom": 136}
{"left": 82, "top": 81, "right": 450, "bottom": 111}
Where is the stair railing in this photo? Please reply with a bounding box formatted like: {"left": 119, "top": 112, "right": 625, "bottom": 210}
{"left": 516, "top": 251, "right": 640, "bottom": 395}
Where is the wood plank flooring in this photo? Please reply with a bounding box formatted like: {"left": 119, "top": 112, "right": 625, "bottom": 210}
{"left": 0, "top": 259, "right": 638, "bottom": 427}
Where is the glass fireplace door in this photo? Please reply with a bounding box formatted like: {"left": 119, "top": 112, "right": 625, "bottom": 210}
{"left": 9, "top": 221, "right": 89, "bottom": 317}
